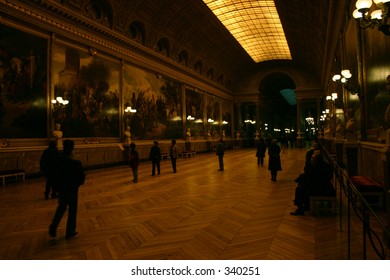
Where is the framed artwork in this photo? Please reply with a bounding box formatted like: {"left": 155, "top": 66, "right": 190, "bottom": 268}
{"left": 221, "top": 99, "right": 232, "bottom": 137}
{"left": 206, "top": 95, "right": 220, "bottom": 138}
{"left": 123, "top": 63, "right": 182, "bottom": 139}
{"left": 0, "top": 24, "right": 48, "bottom": 138}
{"left": 185, "top": 88, "right": 204, "bottom": 137}
{"left": 52, "top": 43, "right": 120, "bottom": 137}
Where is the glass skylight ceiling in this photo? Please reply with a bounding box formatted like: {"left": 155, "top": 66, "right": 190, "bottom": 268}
{"left": 203, "top": 0, "right": 292, "bottom": 63}
{"left": 280, "top": 89, "right": 296, "bottom": 105}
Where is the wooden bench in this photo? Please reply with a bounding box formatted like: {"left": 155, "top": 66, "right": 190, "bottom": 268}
{"left": 310, "top": 196, "right": 336, "bottom": 216}
{"left": 180, "top": 151, "right": 196, "bottom": 158}
{"left": 0, "top": 169, "right": 25, "bottom": 187}
{"left": 349, "top": 176, "right": 384, "bottom": 209}
{"left": 161, "top": 152, "right": 169, "bottom": 160}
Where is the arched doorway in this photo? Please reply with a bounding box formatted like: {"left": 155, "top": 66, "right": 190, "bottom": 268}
{"left": 258, "top": 73, "right": 297, "bottom": 142}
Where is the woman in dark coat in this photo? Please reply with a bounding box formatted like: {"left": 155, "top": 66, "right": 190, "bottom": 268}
{"left": 268, "top": 139, "right": 282, "bottom": 181}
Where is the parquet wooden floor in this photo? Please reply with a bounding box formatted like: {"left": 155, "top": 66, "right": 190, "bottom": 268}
{"left": 0, "top": 146, "right": 386, "bottom": 260}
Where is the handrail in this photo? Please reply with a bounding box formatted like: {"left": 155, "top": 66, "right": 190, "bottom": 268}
{"left": 321, "top": 145, "right": 390, "bottom": 259}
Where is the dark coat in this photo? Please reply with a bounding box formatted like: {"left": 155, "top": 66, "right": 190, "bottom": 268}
{"left": 129, "top": 149, "right": 139, "bottom": 169}
{"left": 268, "top": 142, "right": 282, "bottom": 171}
{"left": 149, "top": 145, "right": 161, "bottom": 162}
{"left": 40, "top": 145, "right": 60, "bottom": 179}
{"left": 53, "top": 153, "right": 85, "bottom": 191}
{"left": 256, "top": 139, "right": 266, "bottom": 158}
{"left": 216, "top": 141, "right": 224, "bottom": 156}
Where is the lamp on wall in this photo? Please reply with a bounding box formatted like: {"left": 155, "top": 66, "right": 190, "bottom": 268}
{"left": 124, "top": 106, "right": 137, "bottom": 113}
{"left": 332, "top": 69, "right": 359, "bottom": 95}
{"left": 352, "top": 0, "right": 390, "bottom": 35}
{"left": 51, "top": 96, "right": 69, "bottom": 119}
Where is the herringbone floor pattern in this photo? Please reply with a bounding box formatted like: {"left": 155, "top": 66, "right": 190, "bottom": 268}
{"left": 0, "top": 147, "right": 385, "bottom": 259}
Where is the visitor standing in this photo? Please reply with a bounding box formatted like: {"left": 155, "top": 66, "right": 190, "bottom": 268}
{"left": 169, "top": 139, "right": 178, "bottom": 173}
{"left": 149, "top": 140, "right": 161, "bottom": 176}
{"left": 216, "top": 139, "right": 225, "bottom": 171}
{"left": 268, "top": 139, "right": 282, "bottom": 181}
{"left": 40, "top": 141, "right": 60, "bottom": 199}
{"left": 129, "top": 143, "right": 139, "bottom": 183}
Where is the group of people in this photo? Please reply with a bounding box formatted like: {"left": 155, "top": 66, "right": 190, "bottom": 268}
{"left": 256, "top": 137, "right": 282, "bottom": 181}
{"left": 40, "top": 135, "right": 279, "bottom": 240}
{"left": 128, "top": 139, "right": 179, "bottom": 183}
{"left": 40, "top": 139, "right": 86, "bottom": 239}
{"left": 129, "top": 138, "right": 226, "bottom": 182}
{"left": 290, "top": 141, "right": 335, "bottom": 216}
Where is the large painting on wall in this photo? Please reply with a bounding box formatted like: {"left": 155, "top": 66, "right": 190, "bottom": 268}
{"left": 0, "top": 24, "right": 47, "bottom": 138}
{"left": 52, "top": 44, "right": 120, "bottom": 137}
{"left": 123, "top": 64, "right": 182, "bottom": 140}
{"left": 206, "top": 95, "right": 220, "bottom": 138}
{"left": 186, "top": 88, "right": 204, "bottom": 138}
{"left": 221, "top": 100, "right": 232, "bottom": 137}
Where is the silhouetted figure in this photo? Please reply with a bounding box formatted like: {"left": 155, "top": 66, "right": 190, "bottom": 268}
{"left": 290, "top": 150, "right": 334, "bottom": 215}
{"left": 268, "top": 139, "right": 281, "bottom": 181}
{"left": 169, "top": 139, "right": 178, "bottom": 173}
{"left": 40, "top": 141, "right": 60, "bottom": 199}
{"left": 129, "top": 143, "right": 139, "bottom": 183}
{"left": 256, "top": 137, "right": 266, "bottom": 166}
{"left": 49, "top": 140, "right": 85, "bottom": 239}
{"left": 216, "top": 139, "right": 225, "bottom": 171}
{"left": 149, "top": 140, "right": 161, "bottom": 176}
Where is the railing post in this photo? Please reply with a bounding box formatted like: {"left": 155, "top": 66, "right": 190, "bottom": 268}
{"left": 347, "top": 181, "right": 351, "bottom": 260}
{"left": 362, "top": 206, "right": 368, "bottom": 259}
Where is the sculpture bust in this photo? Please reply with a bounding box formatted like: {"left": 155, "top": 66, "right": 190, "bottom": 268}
{"left": 186, "top": 128, "right": 191, "bottom": 141}
{"left": 335, "top": 118, "right": 343, "bottom": 139}
{"left": 124, "top": 125, "right": 131, "bottom": 145}
{"left": 53, "top": 123, "right": 63, "bottom": 139}
{"left": 345, "top": 110, "right": 356, "bottom": 141}
{"left": 206, "top": 130, "right": 211, "bottom": 141}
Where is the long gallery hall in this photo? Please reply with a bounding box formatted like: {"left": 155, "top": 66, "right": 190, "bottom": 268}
{"left": 0, "top": 0, "right": 389, "bottom": 263}
{"left": 0, "top": 146, "right": 386, "bottom": 260}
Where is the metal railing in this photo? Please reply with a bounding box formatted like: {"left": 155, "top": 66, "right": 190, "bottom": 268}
{"left": 321, "top": 146, "right": 390, "bottom": 259}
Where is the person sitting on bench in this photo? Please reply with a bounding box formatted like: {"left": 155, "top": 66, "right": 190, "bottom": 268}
{"left": 290, "top": 151, "right": 334, "bottom": 215}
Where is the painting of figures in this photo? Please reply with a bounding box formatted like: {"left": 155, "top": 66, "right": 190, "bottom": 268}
{"left": 186, "top": 88, "right": 204, "bottom": 138}
{"left": 123, "top": 64, "right": 183, "bottom": 140}
{"left": 0, "top": 24, "right": 47, "bottom": 138}
{"left": 206, "top": 95, "right": 220, "bottom": 139}
{"left": 221, "top": 100, "right": 232, "bottom": 137}
{"left": 52, "top": 44, "right": 120, "bottom": 137}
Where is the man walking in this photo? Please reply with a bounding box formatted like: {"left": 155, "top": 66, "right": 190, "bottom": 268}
{"left": 49, "top": 140, "right": 85, "bottom": 239}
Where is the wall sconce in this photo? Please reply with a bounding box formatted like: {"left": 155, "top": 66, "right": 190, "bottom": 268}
{"left": 305, "top": 116, "right": 314, "bottom": 125}
{"left": 51, "top": 96, "right": 69, "bottom": 106}
{"left": 51, "top": 96, "right": 69, "bottom": 124}
{"left": 207, "top": 118, "right": 214, "bottom": 123}
{"left": 326, "top": 92, "right": 338, "bottom": 101}
{"left": 125, "top": 106, "right": 137, "bottom": 113}
{"left": 332, "top": 69, "right": 359, "bottom": 95}
{"left": 187, "top": 115, "right": 195, "bottom": 121}
{"left": 352, "top": 0, "right": 390, "bottom": 36}
{"left": 222, "top": 121, "right": 228, "bottom": 125}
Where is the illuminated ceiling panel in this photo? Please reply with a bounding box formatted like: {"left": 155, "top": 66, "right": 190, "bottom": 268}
{"left": 203, "top": 0, "right": 292, "bottom": 63}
